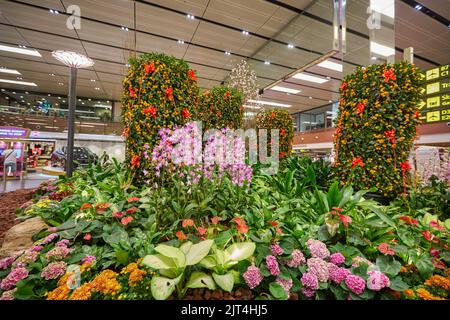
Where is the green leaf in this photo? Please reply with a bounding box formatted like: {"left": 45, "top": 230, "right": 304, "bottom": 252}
{"left": 150, "top": 275, "right": 182, "bottom": 300}
{"left": 185, "top": 240, "right": 214, "bottom": 266}
{"left": 199, "top": 256, "right": 217, "bottom": 269}
{"left": 226, "top": 242, "right": 256, "bottom": 261}
{"left": 212, "top": 272, "right": 234, "bottom": 292}
{"left": 186, "top": 272, "right": 216, "bottom": 290}
{"left": 359, "top": 202, "right": 396, "bottom": 228}
{"left": 142, "top": 254, "right": 176, "bottom": 270}
{"left": 376, "top": 256, "right": 402, "bottom": 277}
{"left": 115, "top": 249, "right": 129, "bottom": 265}
{"left": 389, "top": 277, "right": 409, "bottom": 291}
{"left": 269, "top": 282, "right": 288, "bottom": 300}
{"left": 180, "top": 241, "right": 193, "bottom": 255}
{"left": 154, "top": 244, "right": 185, "bottom": 267}
{"left": 415, "top": 256, "right": 435, "bottom": 279}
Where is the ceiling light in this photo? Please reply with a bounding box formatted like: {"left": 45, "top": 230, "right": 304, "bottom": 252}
{"left": 5, "top": 97, "right": 9, "bottom": 99}
{"left": 270, "top": 86, "right": 300, "bottom": 94}
{"left": 326, "top": 76, "right": 331, "bottom": 79}
{"left": 82, "top": 102, "right": 85, "bottom": 105}
{"left": 78, "top": 99, "right": 81, "bottom": 101}
{"left": 225, "top": 51, "right": 231, "bottom": 56}
{"left": 328, "top": 100, "right": 333, "bottom": 103}
{"left": 187, "top": 14, "right": 195, "bottom": 20}
{"left": 62, "top": 100, "right": 66, "bottom": 103}
{"left": 414, "top": 4, "right": 422, "bottom": 10}
{"left": 90, "top": 79, "right": 96, "bottom": 82}
{"left": 317, "top": 60, "right": 343, "bottom": 72}
{"left": 243, "top": 105, "right": 262, "bottom": 109}
{"left": 264, "top": 61, "right": 270, "bottom": 65}
{"left": 20, "top": 95, "right": 23, "bottom": 98}
{"left": 58, "top": 97, "right": 61, "bottom": 99}
{"left": 370, "top": 41, "right": 395, "bottom": 57}
{"left": 0, "top": 68, "right": 21, "bottom": 75}
{"left": 49, "top": 9, "right": 59, "bottom": 14}
{"left": 88, "top": 98, "right": 91, "bottom": 101}
{"left": 52, "top": 50, "right": 95, "bottom": 68}
{"left": 0, "top": 79, "right": 37, "bottom": 86}
{"left": 292, "top": 72, "right": 329, "bottom": 84}
{"left": 49, "top": 73, "right": 55, "bottom": 76}
{"left": 25, "top": 91, "right": 28, "bottom": 94}
{"left": 177, "top": 40, "right": 185, "bottom": 44}
{"left": 18, "top": 45, "right": 27, "bottom": 49}
{"left": 58, "top": 82, "right": 64, "bottom": 86}
{"left": 12, "top": 91, "right": 16, "bottom": 94}
{"left": 48, "top": 94, "right": 51, "bottom": 96}
{"left": 1, "top": 89, "right": 4, "bottom": 91}
{"left": 21, "top": 100, "right": 25, "bottom": 103}
{"left": 95, "top": 87, "right": 100, "bottom": 90}
{"left": 288, "top": 44, "right": 294, "bottom": 49}
{"left": 125, "top": 63, "right": 131, "bottom": 67}
{"left": 0, "top": 44, "right": 41, "bottom": 57}
{"left": 309, "top": 96, "right": 313, "bottom": 99}
{"left": 106, "top": 100, "right": 110, "bottom": 103}
{"left": 247, "top": 99, "right": 291, "bottom": 108}
{"left": 242, "top": 30, "right": 249, "bottom": 35}
{"left": 17, "top": 76, "right": 23, "bottom": 80}
{"left": 121, "top": 26, "right": 129, "bottom": 31}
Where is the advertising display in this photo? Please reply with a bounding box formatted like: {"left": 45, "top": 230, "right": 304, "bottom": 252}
{"left": 419, "top": 65, "right": 450, "bottom": 123}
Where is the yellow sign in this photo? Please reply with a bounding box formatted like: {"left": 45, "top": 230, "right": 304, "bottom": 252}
{"left": 426, "top": 68, "right": 439, "bottom": 81}
{"left": 426, "top": 82, "right": 440, "bottom": 95}
{"left": 426, "top": 96, "right": 440, "bottom": 108}
{"left": 442, "top": 94, "right": 450, "bottom": 107}
{"left": 426, "top": 111, "right": 440, "bottom": 122}
{"left": 423, "top": 65, "right": 450, "bottom": 82}
{"left": 442, "top": 108, "right": 450, "bottom": 121}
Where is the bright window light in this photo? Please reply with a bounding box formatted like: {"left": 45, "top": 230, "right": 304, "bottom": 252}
{"left": 0, "top": 68, "right": 21, "bottom": 75}
{"left": 317, "top": 60, "right": 343, "bottom": 72}
{"left": 0, "top": 44, "right": 41, "bottom": 57}
{"left": 370, "top": 0, "right": 394, "bottom": 18}
{"left": 0, "top": 79, "right": 37, "bottom": 86}
{"left": 370, "top": 41, "right": 395, "bottom": 57}
{"left": 292, "top": 72, "right": 329, "bottom": 84}
{"left": 247, "top": 99, "right": 291, "bottom": 108}
{"left": 243, "top": 105, "right": 262, "bottom": 109}
{"left": 270, "top": 86, "right": 300, "bottom": 94}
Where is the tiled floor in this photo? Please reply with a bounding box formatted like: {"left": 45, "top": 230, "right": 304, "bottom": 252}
{"left": 0, "top": 172, "right": 57, "bottom": 193}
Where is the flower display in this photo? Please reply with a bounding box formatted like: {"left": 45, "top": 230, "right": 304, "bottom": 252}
{"left": 307, "top": 258, "right": 329, "bottom": 282}
{"left": 306, "top": 239, "right": 330, "bottom": 259}
{"left": 334, "top": 62, "right": 422, "bottom": 196}
{"left": 0, "top": 268, "right": 29, "bottom": 290}
{"left": 270, "top": 244, "right": 284, "bottom": 256}
{"left": 243, "top": 265, "right": 264, "bottom": 289}
{"left": 344, "top": 274, "right": 366, "bottom": 295}
{"left": 329, "top": 267, "right": 351, "bottom": 284}
{"left": 276, "top": 277, "right": 293, "bottom": 296}
{"left": 329, "top": 252, "right": 345, "bottom": 266}
{"left": 45, "top": 246, "right": 73, "bottom": 261}
{"left": 41, "top": 261, "right": 67, "bottom": 280}
{"left": 266, "top": 255, "right": 280, "bottom": 276}
{"left": 286, "top": 249, "right": 306, "bottom": 268}
{"left": 366, "top": 270, "right": 390, "bottom": 291}
{"left": 301, "top": 272, "right": 319, "bottom": 290}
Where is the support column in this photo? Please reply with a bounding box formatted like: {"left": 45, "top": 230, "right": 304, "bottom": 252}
{"left": 66, "top": 67, "right": 77, "bottom": 177}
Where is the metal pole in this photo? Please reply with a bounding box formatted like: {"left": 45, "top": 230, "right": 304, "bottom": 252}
{"left": 66, "top": 66, "right": 77, "bottom": 177}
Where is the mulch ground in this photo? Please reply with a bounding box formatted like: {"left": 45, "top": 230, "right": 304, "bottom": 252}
{"left": 0, "top": 189, "right": 35, "bottom": 246}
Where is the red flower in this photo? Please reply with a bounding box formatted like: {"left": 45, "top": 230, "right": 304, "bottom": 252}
{"left": 131, "top": 155, "right": 140, "bottom": 168}
{"left": 414, "top": 111, "right": 421, "bottom": 119}
{"left": 129, "top": 86, "right": 136, "bottom": 98}
{"left": 126, "top": 207, "right": 138, "bottom": 214}
{"left": 268, "top": 220, "right": 279, "bottom": 227}
{"left": 422, "top": 231, "right": 438, "bottom": 243}
{"left": 400, "top": 161, "right": 411, "bottom": 172}
{"left": 113, "top": 212, "right": 124, "bottom": 218}
{"left": 182, "top": 219, "right": 194, "bottom": 228}
{"left": 236, "top": 223, "right": 249, "bottom": 234}
{"left": 232, "top": 217, "right": 244, "bottom": 226}
{"left": 121, "top": 216, "right": 134, "bottom": 226}
{"left": 332, "top": 207, "right": 343, "bottom": 213}
{"left": 197, "top": 226, "right": 207, "bottom": 235}
{"left": 142, "top": 106, "right": 157, "bottom": 118}
{"left": 356, "top": 102, "right": 365, "bottom": 114}
{"left": 182, "top": 108, "right": 191, "bottom": 118}
{"left": 95, "top": 203, "right": 110, "bottom": 213}
{"left": 335, "top": 127, "right": 341, "bottom": 135}
{"left": 378, "top": 243, "right": 395, "bottom": 255}
{"left": 165, "top": 87, "right": 173, "bottom": 100}
{"left": 144, "top": 63, "right": 155, "bottom": 74}
{"left": 383, "top": 69, "right": 396, "bottom": 82}
{"left": 211, "top": 216, "right": 221, "bottom": 225}
{"left": 80, "top": 203, "right": 92, "bottom": 210}
{"left": 122, "top": 128, "right": 130, "bottom": 138}
{"left": 429, "top": 247, "right": 440, "bottom": 257}
{"left": 176, "top": 231, "right": 187, "bottom": 241}
{"left": 399, "top": 216, "right": 419, "bottom": 226}
{"left": 276, "top": 227, "right": 283, "bottom": 235}
{"left": 279, "top": 151, "right": 286, "bottom": 159}
{"left": 83, "top": 233, "right": 91, "bottom": 241}
{"left": 187, "top": 69, "right": 197, "bottom": 81}
{"left": 127, "top": 197, "right": 140, "bottom": 203}
{"left": 433, "top": 258, "right": 445, "bottom": 269}
{"left": 384, "top": 129, "right": 396, "bottom": 144}
{"left": 224, "top": 91, "right": 231, "bottom": 98}
{"left": 339, "top": 214, "right": 352, "bottom": 227}
{"left": 351, "top": 157, "right": 364, "bottom": 168}
{"left": 340, "top": 82, "right": 347, "bottom": 92}
{"left": 429, "top": 221, "right": 445, "bottom": 231}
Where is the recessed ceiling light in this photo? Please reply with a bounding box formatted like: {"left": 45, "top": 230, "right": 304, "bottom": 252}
{"left": 95, "top": 87, "right": 100, "bottom": 90}
{"left": 25, "top": 91, "right": 28, "bottom": 94}
{"left": 326, "top": 76, "right": 331, "bottom": 79}
{"left": 88, "top": 98, "right": 91, "bottom": 101}
{"left": 90, "top": 79, "right": 96, "bottom": 82}
{"left": 58, "top": 82, "right": 64, "bottom": 85}
{"left": 121, "top": 26, "right": 129, "bottom": 31}
{"left": 242, "top": 30, "right": 249, "bottom": 35}
{"left": 264, "top": 61, "right": 271, "bottom": 65}
{"left": 0, "top": 68, "right": 21, "bottom": 75}
{"left": 106, "top": 100, "right": 110, "bottom": 103}
{"left": 225, "top": 51, "right": 231, "bottom": 56}
{"left": 1, "top": 89, "right": 5, "bottom": 91}
{"left": 82, "top": 102, "right": 85, "bottom": 105}
{"left": 5, "top": 97, "right": 9, "bottom": 99}
{"left": 0, "top": 79, "right": 37, "bottom": 86}
{"left": 21, "top": 100, "right": 25, "bottom": 103}
{"left": 55, "top": 103, "right": 59, "bottom": 106}
{"left": 62, "top": 100, "right": 66, "bottom": 103}
{"left": 27, "top": 102, "right": 30, "bottom": 105}
{"left": 20, "top": 96, "right": 23, "bottom": 98}
{"left": 414, "top": 4, "right": 422, "bottom": 10}
{"left": 49, "top": 9, "right": 59, "bottom": 14}
{"left": 49, "top": 73, "right": 55, "bottom": 76}
{"left": 177, "top": 39, "right": 185, "bottom": 44}
{"left": 17, "top": 76, "right": 23, "bottom": 80}
{"left": 58, "top": 97, "right": 61, "bottom": 99}
{"left": 288, "top": 43, "right": 294, "bottom": 49}
{"left": 48, "top": 94, "right": 51, "bottom": 96}
{"left": 187, "top": 14, "right": 195, "bottom": 20}
{"left": 270, "top": 86, "right": 300, "bottom": 94}
{"left": 18, "top": 44, "right": 27, "bottom": 49}
{"left": 78, "top": 99, "right": 81, "bottom": 101}
{"left": 247, "top": 99, "right": 291, "bottom": 108}
{"left": 309, "top": 96, "right": 313, "bottom": 99}
{"left": 370, "top": 41, "right": 395, "bottom": 57}
{"left": 317, "top": 60, "right": 343, "bottom": 72}
{"left": 292, "top": 72, "right": 329, "bottom": 84}
{"left": 0, "top": 44, "right": 41, "bottom": 57}
{"left": 329, "top": 100, "right": 333, "bottom": 103}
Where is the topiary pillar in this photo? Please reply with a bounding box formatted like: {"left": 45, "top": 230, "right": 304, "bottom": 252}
{"left": 196, "top": 86, "right": 243, "bottom": 130}
{"left": 256, "top": 109, "right": 294, "bottom": 159}
{"left": 334, "top": 62, "right": 423, "bottom": 197}
{"left": 122, "top": 53, "right": 199, "bottom": 179}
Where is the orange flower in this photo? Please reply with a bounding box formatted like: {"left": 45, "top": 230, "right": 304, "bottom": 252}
{"left": 197, "top": 226, "right": 207, "bottom": 236}
{"left": 121, "top": 216, "right": 134, "bottom": 226}
{"left": 351, "top": 157, "right": 364, "bottom": 168}
{"left": 83, "top": 233, "right": 92, "bottom": 241}
{"left": 182, "top": 219, "right": 194, "bottom": 228}
{"left": 211, "top": 216, "right": 221, "bottom": 225}
{"left": 176, "top": 231, "right": 187, "bottom": 241}
{"left": 131, "top": 155, "right": 140, "bottom": 168}
{"left": 80, "top": 203, "right": 92, "bottom": 210}
{"left": 144, "top": 63, "right": 155, "bottom": 74}
{"left": 187, "top": 69, "right": 197, "bottom": 81}
{"left": 142, "top": 106, "right": 157, "bottom": 118}
{"left": 399, "top": 216, "right": 419, "bottom": 226}
{"left": 95, "top": 203, "right": 110, "bottom": 213}
{"left": 126, "top": 207, "right": 138, "bottom": 214}
{"left": 165, "top": 87, "right": 173, "bottom": 100}
{"left": 236, "top": 223, "right": 249, "bottom": 234}
{"left": 268, "top": 220, "right": 279, "bottom": 227}
{"left": 127, "top": 197, "right": 140, "bottom": 203}
{"left": 182, "top": 108, "right": 191, "bottom": 118}
{"left": 378, "top": 243, "right": 395, "bottom": 255}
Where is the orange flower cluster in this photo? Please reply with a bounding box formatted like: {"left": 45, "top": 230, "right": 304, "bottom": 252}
{"left": 424, "top": 275, "right": 450, "bottom": 291}
{"left": 416, "top": 288, "right": 445, "bottom": 300}
{"left": 121, "top": 262, "right": 147, "bottom": 287}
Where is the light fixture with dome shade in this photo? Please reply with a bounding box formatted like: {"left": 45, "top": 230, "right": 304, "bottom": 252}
{"left": 52, "top": 50, "right": 94, "bottom": 177}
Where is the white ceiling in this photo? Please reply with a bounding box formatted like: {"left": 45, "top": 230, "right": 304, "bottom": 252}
{"left": 0, "top": 0, "right": 448, "bottom": 114}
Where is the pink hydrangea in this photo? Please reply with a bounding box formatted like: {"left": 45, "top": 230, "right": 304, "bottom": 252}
{"left": 41, "top": 233, "right": 59, "bottom": 245}
{"left": 330, "top": 252, "right": 345, "bottom": 265}
{"left": 286, "top": 249, "right": 306, "bottom": 268}
{"left": 266, "top": 255, "right": 280, "bottom": 276}
{"left": 327, "top": 262, "right": 339, "bottom": 274}
{"left": 345, "top": 274, "right": 366, "bottom": 295}
{"left": 0, "top": 289, "right": 16, "bottom": 300}
{"left": 45, "top": 246, "right": 73, "bottom": 261}
{"left": 271, "top": 244, "right": 284, "bottom": 256}
{"left": 41, "top": 261, "right": 67, "bottom": 280}
{"left": 367, "top": 270, "right": 390, "bottom": 291}
{"left": 56, "top": 239, "right": 70, "bottom": 247}
{"left": 301, "top": 287, "right": 316, "bottom": 298}
{"left": 306, "top": 239, "right": 330, "bottom": 259}
{"left": 30, "top": 245, "right": 44, "bottom": 252}
{"left": 352, "top": 256, "right": 372, "bottom": 268}
{"left": 276, "top": 277, "right": 293, "bottom": 296}
{"left": 243, "top": 265, "right": 264, "bottom": 289}
{"left": 0, "top": 256, "right": 16, "bottom": 270}
{"left": 301, "top": 272, "right": 319, "bottom": 290}
{"left": 0, "top": 267, "right": 29, "bottom": 290}
{"left": 13, "top": 250, "right": 39, "bottom": 266}
{"left": 329, "top": 267, "right": 351, "bottom": 284}
{"left": 307, "top": 258, "right": 329, "bottom": 282}
{"left": 82, "top": 255, "right": 97, "bottom": 264}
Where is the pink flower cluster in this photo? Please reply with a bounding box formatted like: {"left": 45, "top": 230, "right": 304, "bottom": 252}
{"left": 13, "top": 250, "right": 39, "bottom": 267}
{"left": 366, "top": 270, "right": 390, "bottom": 291}
{"left": 56, "top": 239, "right": 70, "bottom": 247}
{"left": 82, "top": 255, "right": 97, "bottom": 264}
{"left": 329, "top": 252, "right": 345, "bottom": 265}
{"left": 301, "top": 272, "right": 319, "bottom": 290}
{"left": 286, "top": 249, "right": 305, "bottom": 268}
{"left": 266, "top": 255, "right": 280, "bottom": 276}
{"left": 0, "top": 256, "right": 15, "bottom": 270}
{"left": 345, "top": 274, "right": 366, "bottom": 295}
{"left": 0, "top": 288, "right": 16, "bottom": 300}
{"left": 41, "top": 261, "right": 67, "bottom": 280}
{"left": 243, "top": 265, "right": 264, "bottom": 289}
{"left": 271, "top": 244, "right": 284, "bottom": 256}
{"left": 41, "top": 233, "right": 59, "bottom": 245}
{"left": 306, "top": 239, "right": 330, "bottom": 259}
{"left": 45, "top": 246, "right": 73, "bottom": 261}
{"left": 329, "top": 267, "right": 351, "bottom": 284}
{"left": 276, "top": 277, "right": 293, "bottom": 296}
{"left": 0, "top": 267, "right": 29, "bottom": 290}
